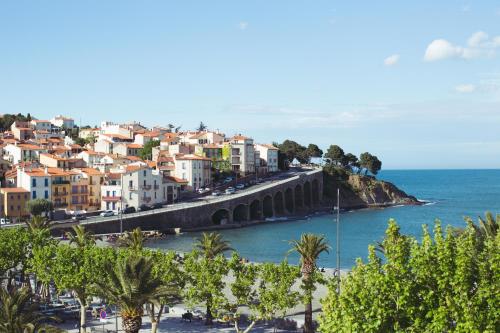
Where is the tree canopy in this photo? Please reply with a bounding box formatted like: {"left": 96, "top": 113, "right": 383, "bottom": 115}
{"left": 26, "top": 199, "right": 53, "bottom": 217}
{"left": 138, "top": 140, "right": 160, "bottom": 160}
{"left": 319, "top": 218, "right": 500, "bottom": 332}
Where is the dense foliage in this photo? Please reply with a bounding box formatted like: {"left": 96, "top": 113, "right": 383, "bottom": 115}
{"left": 0, "top": 113, "right": 30, "bottom": 131}
{"left": 319, "top": 217, "right": 500, "bottom": 333}
{"left": 1, "top": 212, "right": 498, "bottom": 333}
{"left": 138, "top": 140, "right": 160, "bottom": 160}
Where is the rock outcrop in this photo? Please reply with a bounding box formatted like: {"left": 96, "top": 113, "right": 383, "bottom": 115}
{"left": 327, "top": 174, "right": 421, "bottom": 210}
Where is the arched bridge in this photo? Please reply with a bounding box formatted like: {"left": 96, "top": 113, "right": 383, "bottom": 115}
{"left": 77, "top": 169, "right": 323, "bottom": 234}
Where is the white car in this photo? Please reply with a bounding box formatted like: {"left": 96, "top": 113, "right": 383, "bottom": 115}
{"left": 225, "top": 187, "right": 236, "bottom": 195}
{"left": 100, "top": 210, "right": 115, "bottom": 217}
{"left": 0, "top": 218, "right": 11, "bottom": 225}
{"left": 235, "top": 184, "right": 245, "bottom": 190}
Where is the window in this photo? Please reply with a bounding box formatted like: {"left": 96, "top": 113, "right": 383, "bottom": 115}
{"left": 154, "top": 192, "right": 157, "bottom": 199}
{"left": 10, "top": 205, "right": 14, "bottom": 210}
{"left": 143, "top": 180, "right": 146, "bottom": 186}
{"left": 17, "top": 194, "right": 20, "bottom": 199}
{"left": 182, "top": 162, "right": 186, "bottom": 170}
{"left": 143, "top": 170, "right": 146, "bottom": 176}
{"left": 129, "top": 180, "right": 133, "bottom": 188}
{"left": 112, "top": 191, "right": 116, "bottom": 197}
{"left": 17, "top": 205, "right": 20, "bottom": 210}
{"left": 44, "top": 191, "right": 48, "bottom": 199}
{"left": 24, "top": 194, "right": 28, "bottom": 199}
{"left": 129, "top": 192, "right": 132, "bottom": 200}
{"left": 32, "top": 179, "right": 36, "bottom": 187}
{"left": 44, "top": 178, "right": 49, "bottom": 186}
{"left": 32, "top": 191, "right": 36, "bottom": 199}
{"left": 182, "top": 173, "right": 186, "bottom": 180}
{"left": 106, "top": 191, "right": 110, "bottom": 197}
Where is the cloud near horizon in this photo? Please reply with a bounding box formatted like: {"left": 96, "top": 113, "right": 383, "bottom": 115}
{"left": 455, "top": 84, "right": 476, "bottom": 93}
{"left": 424, "top": 31, "right": 500, "bottom": 61}
{"left": 384, "top": 54, "right": 400, "bottom": 66}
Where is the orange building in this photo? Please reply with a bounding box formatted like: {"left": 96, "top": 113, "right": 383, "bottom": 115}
{"left": 0, "top": 187, "right": 30, "bottom": 221}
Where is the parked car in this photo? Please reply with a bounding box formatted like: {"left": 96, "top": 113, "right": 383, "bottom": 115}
{"left": 235, "top": 183, "right": 245, "bottom": 190}
{"left": 225, "top": 187, "right": 236, "bottom": 195}
{"left": 120, "top": 206, "right": 136, "bottom": 214}
{"left": 139, "top": 204, "right": 152, "bottom": 211}
{"left": 99, "top": 210, "right": 115, "bottom": 217}
{"left": 71, "top": 213, "right": 86, "bottom": 221}
{"left": 150, "top": 202, "right": 163, "bottom": 209}
{"left": 0, "top": 218, "right": 11, "bottom": 225}
{"left": 197, "top": 188, "right": 206, "bottom": 194}
{"left": 224, "top": 177, "right": 233, "bottom": 183}
{"left": 211, "top": 190, "right": 222, "bottom": 196}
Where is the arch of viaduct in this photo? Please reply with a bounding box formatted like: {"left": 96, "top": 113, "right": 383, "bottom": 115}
{"left": 74, "top": 170, "right": 323, "bottom": 235}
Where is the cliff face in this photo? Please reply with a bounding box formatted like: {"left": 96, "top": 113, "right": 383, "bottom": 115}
{"left": 326, "top": 173, "right": 421, "bottom": 209}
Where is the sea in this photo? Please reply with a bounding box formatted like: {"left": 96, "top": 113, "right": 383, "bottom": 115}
{"left": 146, "top": 169, "right": 500, "bottom": 269}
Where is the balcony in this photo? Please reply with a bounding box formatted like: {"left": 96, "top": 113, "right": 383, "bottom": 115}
{"left": 102, "top": 196, "right": 121, "bottom": 202}
{"left": 53, "top": 192, "right": 68, "bottom": 197}
{"left": 52, "top": 180, "right": 70, "bottom": 185}
{"left": 141, "top": 185, "right": 152, "bottom": 190}
{"left": 142, "top": 196, "right": 152, "bottom": 203}
{"left": 153, "top": 184, "right": 160, "bottom": 190}
{"left": 54, "top": 202, "right": 68, "bottom": 208}
{"left": 128, "top": 186, "right": 137, "bottom": 191}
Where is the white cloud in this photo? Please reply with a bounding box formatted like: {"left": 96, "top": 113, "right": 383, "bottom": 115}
{"left": 455, "top": 84, "right": 476, "bottom": 93}
{"left": 424, "top": 39, "right": 463, "bottom": 61}
{"left": 384, "top": 54, "right": 400, "bottom": 66}
{"left": 238, "top": 21, "right": 248, "bottom": 30}
{"left": 467, "top": 31, "right": 488, "bottom": 47}
{"left": 424, "top": 31, "right": 500, "bottom": 62}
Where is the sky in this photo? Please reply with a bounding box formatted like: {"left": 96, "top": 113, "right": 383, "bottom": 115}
{"left": 0, "top": 1, "right": 499, "bottom": 169}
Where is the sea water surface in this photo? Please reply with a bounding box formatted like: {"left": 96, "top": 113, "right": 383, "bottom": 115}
{"left": 146, "top": 169, "right": 500, "bottom": 269}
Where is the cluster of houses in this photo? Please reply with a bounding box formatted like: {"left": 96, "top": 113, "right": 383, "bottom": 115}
{"left": 0, "top": 116, "right": 279, "bottom": 221}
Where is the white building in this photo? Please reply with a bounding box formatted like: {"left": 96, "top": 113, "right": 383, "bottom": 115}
{"left": 227, "top": 135, "right": 255, "bottom": 175}
{"left": 50, "top": 115, "right": 74, "bottom": 129}
{"left": 173, "top": 154, "right": 211, "bottom": 191}
{"left": 17, "top": 167, "right": 52, "bottom": 201}
{"left": 30, "top": 120, "right": 52, "bottom": 131}
{"left": 254, "top": 144, "right": 279, "bottom": 173}
{"left": 3, "top": 143, "right": 46, "bottom": 164}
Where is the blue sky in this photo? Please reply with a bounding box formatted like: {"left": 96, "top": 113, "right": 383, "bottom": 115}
{"left": 1, "top": 1, "right": 499, "bottom": 169}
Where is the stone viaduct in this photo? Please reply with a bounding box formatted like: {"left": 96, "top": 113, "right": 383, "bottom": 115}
{"left": 74, "top": 169, "right": 323, "bottom": 235}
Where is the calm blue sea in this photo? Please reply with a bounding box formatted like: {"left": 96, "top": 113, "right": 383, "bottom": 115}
{"left": 146, "top": 170, "right": 500, "bottom": 269}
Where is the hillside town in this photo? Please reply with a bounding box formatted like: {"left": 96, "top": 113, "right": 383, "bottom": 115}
{"left": 0, "top": 115, "right": 279, "bottom": 222}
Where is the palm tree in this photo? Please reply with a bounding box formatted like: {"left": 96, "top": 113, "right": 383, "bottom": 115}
{"left": 25, "top": 215, "right": 53, "bottom": 234}
{"left": 95, "top": 256, "right": 173, "bottom": 333}
{"left": 116, "top": 227, "right": 144, "bottom": 251}
{"left": 193, "top": 232, "right": 232, "bottom": 324}
{"left": 0, "top": 286, "right": 62, "bottom": 333}
{"left": 66, "top": 225, "right": 100, "bottom": 248}
{"left": 289, "top": 233, "right": 330, "bottom": 333}
{"left": 194, "top": 232, "right": 233, "bottom": 260}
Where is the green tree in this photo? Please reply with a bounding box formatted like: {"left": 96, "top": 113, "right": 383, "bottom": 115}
{"left": 194, "top": 232, "right": 233, "bottom": 259}
{"left": 304, "top": 144, "right": 323, "bottom": 161}
{"left": 66, "top": 225, "right": 100, "bottom": 248}
{"left": 343, "top": 153, "right": 359, "bottom": 171}
{"left": 324, "top": 145, "right": 345, "bottom": 166}
{"left": 144, "top": 250, "right": 184, "bottom": 333}
{"left": 31, "top": 244, "right": 115, "bottom": 333}
{"left": 26, "top": 199, "right": 53, "bottom": 217}
{"left": 0, "top": 287, "right": 62, "bottom": 333}
{"left": 359, "top": 152, "right": 382, "bottom": 175}
{"left": 138, "top": 140, "right": 160, "bottom": 160}
{"left": 289, "top": 234, "right": 330, "bottom": 333}
{"left": 116, "top": 227, "right": 144, "bottom": 251}
{"left": 224, "top": 255, "right": 301, "bottom": 332}
{"left": 319, "top": 219, "right": 499, "bottom": 332}
{"left": 197, "top": 121, "right": 207, "bottom": 131}
{"left": 95, "top": 255, "right": 173, "bottom": 333}
{"left": 278, "top": 140, "right": 307, "bottom": 163}
{"left": 0, "top": 228, "right": 30, "bottom": 280}
{"left": 183, "top": 251, "right": 229, "bottom": 325}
